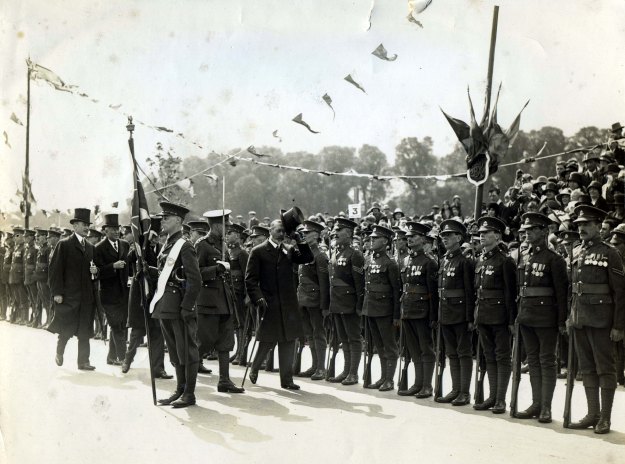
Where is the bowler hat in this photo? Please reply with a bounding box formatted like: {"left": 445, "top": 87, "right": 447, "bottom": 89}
{"left": 70, "top": 208, "right": 92, "bottom": 225}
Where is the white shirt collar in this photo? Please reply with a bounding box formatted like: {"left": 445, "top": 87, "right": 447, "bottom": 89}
{"left": 109, "top": 238, "right": 118, "bottom": 248}
{"left": 75, "top": 233, "right": 84, "bottom": 245}
{"left": 268, "top": 237, "right": 280, "bottom": 249}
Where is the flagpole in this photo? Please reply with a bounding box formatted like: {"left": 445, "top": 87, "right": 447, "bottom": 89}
{"left": 473, "top": 5, "right": 499, "bottom": 222}
{"left": 24, "top": 62, "right": 31, "bottom": 229}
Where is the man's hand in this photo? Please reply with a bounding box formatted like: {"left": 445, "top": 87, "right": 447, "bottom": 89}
{"left": 89, "top": 263, "right": 98, "bottom": 275}
{"left": 181, "top": 308, "right": 195, "bottom": 322}
{"left": 113, "top": 260, "right": 126, "bottom": 269}
{"left": 53, "top": 295, "right": 63, "bottom": 304}
{"left": 559, "top": 325, "right": 567, "bottom": 336}
{"left": 610, "top": 329, "right": 624, "bottom": 343}
{"left": 508, "top": 324, "right": 515, "bottom": 334}
{"left": 467, "top": 322, "right": 475, "bottom": 332}
{"left": 256, "top": 298, "right": 268, "bottom": 309}
{"left": 393, "top": 319, "right": 400, "bottom": 328}
{"left": 216, "top": 260, "right": 231, "bottom": 272}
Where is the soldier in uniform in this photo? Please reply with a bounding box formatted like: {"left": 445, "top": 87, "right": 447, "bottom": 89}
{"left": 296, "top": 220, "right": 330, "bottom": 380}
{"left": 226, "top": 223, "right": 250, "bottom": 366}
{"left": 473, "top": 216, "right": 517, "bottom": 414}
{"left": 44, "top": 229, "right": 62, "bottom": 328}
{"left": 435, "top": 219, "right": 475, "bottom": 406}
{"left": 514, "top": 213, "right": 569, "bottom": 423}
{"left": 363, "top": 225, "right": 402, "bottom": 392}
{"left": 94, "top": 213, "right": 130, "bottom": 366}
{"left": 23, "top": 229, "right": 38, "bottom": 326}
{"left": 326, "top": 218, "right": 365, "bottom": 385}
{"left": 567, "top": 205, "right": 625, "bottom": 433}
{"left": 9, "top": 227, "right": 29, "bottom": 325}
{"left": 47, "top": 208, "right": 99, "bottom": 370}
{"left": 192, "top": 211, "right": 244, "bottom": 393}
{"left": 0, "top": 231, "right": 7, "bottom": 321}
{"left": 150, "top": 202, "right": 202, "bottom": 408}
{"left": 398, "top": 222, "right": 439, "bottom": 398}
{"left": 34, "top": 228, "right": 51, "bottom": 329}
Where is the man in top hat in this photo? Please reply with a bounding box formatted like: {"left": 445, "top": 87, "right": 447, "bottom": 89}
{"left": 326, "top": 217, "right": 366, "bottom": 385}
{"left": 47, "top": 208, "right": 99, "bottom": 370}
{"left": 566, "top": 205, "right": 625, "bottom": 433}
{"left": 295, "top": 220, "right": 330, "bottom": 380}
{"left": 473, "top": 216, "right": 517, "bottom": 414}
{"left": 192, "top": 210, "right": 243, "bottom": 393}
{"left": 33, "top": 228, "right": 51, "bottom": 329}
{"left": 363, "top": 225, "right": 402, "bottom": 392}
{"left": 398, "top": 222, "right": 438, "bottom": 398}
{"left": 245, "top": 208, "right": 314, "bottom": 389}
{"left": 9, "top": 227, "right": 29, "bottom": 324}
{"left": 94, "top": 213, "right": 130, "bottom": 366}
{"left": 513, "top": 213, "right": 569, "bottom": 423}
{"left": 226, "top": 222, "right": 251, "bottom": 366}
{"left": 150, "top": 202, "right": 201, "bottom": 407}
{"left": 23, "top": 229, "right": 39, "bottom": 326}
{"left": 435, "top": 219, "right": 476, "bottom": 406}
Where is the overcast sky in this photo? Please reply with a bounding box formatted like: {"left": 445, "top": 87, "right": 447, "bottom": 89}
{"left": 1, "top": 0, "right": 624, "bottom": 214}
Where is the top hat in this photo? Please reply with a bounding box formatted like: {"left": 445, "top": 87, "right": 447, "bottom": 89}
{"left": 158, "top": 202, "right": 190, "bottom": 220}
{"left": 102, "top": 213, "right": 120, "bottom": 228}
{"left": 439, "top": 219, "right": 466, "bottom": 236}
{"left": 280, "top": 206, "right": 305, "bottom": 235}
{"left": 203, "top": 209, "right": 232, "bottom": 225}
{"left": 477, "top": 216, "right": 506, "bottom": 234}
{"left": 70, "top": 208, "right": 92, "bottom": 225}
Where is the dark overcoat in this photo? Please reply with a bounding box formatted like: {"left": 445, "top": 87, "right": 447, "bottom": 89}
{"left": 245, "top": 239, "right": 314, "bottom": 342}
{"left": 126, "top": 243, "right": 159, "bottom": 328}
{"left": 47, "top": 233, "right": 97, "bottom": 339}
{"left": 94, "top": 239, "right": 130, "bottom": 326}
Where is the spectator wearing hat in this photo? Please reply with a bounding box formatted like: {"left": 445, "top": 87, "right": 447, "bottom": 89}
{"left": 609, "top": 224, "right": 625, "bottom": 258}
{"left": 513, "top": 213, "right": 569, "bottom": 423}
{"left": 435, "top": 219, "right": 475, "bottom": 406}
{"left": 608, "top": 122, "right": 625, "bottom": 165}
{"left": 150, "top": 202, "right": 202, "bottom": 408}
{"left": 382, "top": 204, "right": 393, "bottom": 223}
{"left": 94, "top": 213, "right": 130, "bottom": 367}
{"left": 607, "top": 193, "right": 624, "bottom": 223}
{"left": 392, "top": 208, "right": 405, "bottom": 228}
{"left": 587, "top": 181, "right": 608, "bottom": 211}
{"left": 473, "top": 216, "right": 517, "bottom": 415}
{"left": 367, "top": 202, "right": 383, "bottom": 223}
{"left": 566, "top": 205, "right": 625, "bottom": 433}
{"left": 567, "top": 172, "right": 584, "bottom": 192}
{"left": 398, "top": 222, "right": 439, "bottom": 399}
{"left": 47, "top": 208, "right": 100, "bottom": 371}
{"left": 326, "top": 217, "right": 365, "bottom": 385}
{"left": 582, "top": 150, "right": 602, "bottom": 186}
{"left": 296, "top": 220, "right": 330, "bottom": 381}
{"left": 363, "top": 224, "right": 402, "bottom": 392}
{"left": 248, "top": 211, "right": 259, "bottom": 229}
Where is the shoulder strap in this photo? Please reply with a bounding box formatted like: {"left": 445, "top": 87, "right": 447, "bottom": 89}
{"left": 149, "top": 238, "right": 186, "bottom": 314}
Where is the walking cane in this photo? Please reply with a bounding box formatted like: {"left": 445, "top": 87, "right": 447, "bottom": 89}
{"left": 241, "top": 302, "right": 267, "bottom": 387}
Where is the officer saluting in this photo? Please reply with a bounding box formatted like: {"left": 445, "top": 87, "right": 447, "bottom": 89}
{"left": 514, "top": 213, "right": 569, "bottom": 423}
{"left": 567, "top": 205, "right": 625, "bottom": 434}
{"left": 473, "top": 217, "right": 517, "bottom": 414}
{"left": 150, "top": 202, "right": 201, "bottom": 408}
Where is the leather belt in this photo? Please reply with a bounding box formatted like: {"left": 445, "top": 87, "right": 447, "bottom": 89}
{"left": 571, "top": 282, "right": 610, "bottom": 295}
{"left": 367, "top": 284, "right": 392, "bottom": 292}
{"left": 331, "top": 278, "right": 352, "bottom": 287}
{"left": 519, "top": 287, "right": 554, "bottom": 297}
{"left": 477, "top": 288, "right": 505, "bottom": 299}
{"left": 403, "top": 284, "right": 428, "bottom": 294}
{"left": 438, "top": 289, "right": 464, "bottom": 298}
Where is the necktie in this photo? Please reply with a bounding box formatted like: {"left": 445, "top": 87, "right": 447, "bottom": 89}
{"left": 113, "top": 241, "right": 118, "bottom": 253}
{"left": 81, "top": 240, "right": 85, "bottom": 251}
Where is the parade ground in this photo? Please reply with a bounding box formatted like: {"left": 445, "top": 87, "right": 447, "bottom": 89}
{"left": 0, "top": 322, "right": 623, "bottom": 464}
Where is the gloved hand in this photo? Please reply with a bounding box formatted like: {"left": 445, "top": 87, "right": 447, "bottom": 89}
{"left": 216, "top": 260, "right": 231, "bottom": 272}
{"left": 181, "top": 308, "right": 195, "bottom": 321}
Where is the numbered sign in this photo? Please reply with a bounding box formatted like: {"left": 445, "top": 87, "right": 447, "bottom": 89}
{"left": 348, "top": 203, "right": 361, "bottom": 219}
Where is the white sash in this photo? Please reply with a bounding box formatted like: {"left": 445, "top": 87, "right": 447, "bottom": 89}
{"left": 148, "top": 238, "right": 186, "bottom": 314}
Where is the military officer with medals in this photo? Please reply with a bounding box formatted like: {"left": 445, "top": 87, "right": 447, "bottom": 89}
{"left": 473, "top": 216, "right": 517, "bottom": 414}
{"left": 9, "top": 227, "right": 29, "bottom": 325}
{"left": 150, "top": 202, "right": 202, "bottom": 408}
{"left": 326, "top": 218, "right": 365, "bottom": 385}
{"left": 435, "top": 219, "right": 476, "bottom": 406}
{"left": 514, "top": 213, "right": 569, "bottom": 423}
{"left": 567, "top": 205, "right": 625, "bottom": 433}
{"left": 398, "top": 221, "right": 439, "bottom": 398}
{"left": 363, "top": 224, "right": 402, "bottom": 392}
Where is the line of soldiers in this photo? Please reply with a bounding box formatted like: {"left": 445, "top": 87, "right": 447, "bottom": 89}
{"left": 1, "top": 201, "right": 623, "bottom": 433}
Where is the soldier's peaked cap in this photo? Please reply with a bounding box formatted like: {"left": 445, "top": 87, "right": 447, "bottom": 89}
{"left": 439, "top": 219, "right": 466, "bottom": 236}
{"left": 301, "top": 220, "right": 324, "bottom": 234}
{"left": 405, "top": 221, "right": 431, "bottom": 237}
{"left": 520, "top": 212, "right": 551, "bottom": 229}
{"left": 573, "top": 204, "right": 607, "bottom": 223}
{"left": 250, "top": 225, "right": 270, "bottom": 238}
{"left": 227, "top": 223, "right": 246, "bottom": 235}
{"left": 370, "top": 224, "right": 394, "bottom": 239}
{"left": 477, "top": 216, "right": 506, "bottom": 234}
{"left": 186, "top": 220, "right": 209, "bottom": 233}
{"left": 158, "top": 202, "right": 190, "bottom": 219}
{"left": 203, "top": 209, "right": 232, "bottom": 224}
{"left": 333, "top": 217, "right": 358, "bottom": 230}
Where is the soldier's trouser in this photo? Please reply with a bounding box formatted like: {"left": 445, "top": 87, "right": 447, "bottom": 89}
{"left": 125, "top": 324, "right": 165, "bottom": 372}
{"left": 574, "top": 326, "right": 617, "bottom": 389}
{"left": 10, "top": 284, "right": 28, "bottom": 321}
{"left": 334, "top": 312, "right": 362, "bottom": 370}
{"left": 197, "top": 313, "right": 235, "bottom": 355}
{"left": 478, "top": 323, "right": 512, "bottom": 401}
{"left": 0, "top": 283, "right": 8, "bottom": 318}
{"left": 442, "top": 322, "right": 474, "bottom": 393}
{"left": 159, "top": 317, "right": 200, "bottom": 366}
{"left": 368, "top": 315, "right": 399, "bottom": 363}
{"left": 520, "top": 325, "right": 558, "bottom": 407}
{"left": 37, "top": 281, "right": 51, "bottom": 323}
{"left": 25, "top": 282, "right": 38, "bottom": 316}
{"left": 404, "top": 318, "right": 435, "bottom": 364}
{"left": 252, "top": 340, "right": 296, "bottom": 385}
{"left": 107, "top": 323, "right": 127, "bottom": 362}
{"left": 57, "top": 334, "right": 90, "bottom": 365}
{"left": 300, "top": 306, "right": 327, "bottom": 369}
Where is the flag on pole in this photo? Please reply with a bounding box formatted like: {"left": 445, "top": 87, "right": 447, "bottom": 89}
{"left": 27, "top": 58, "right": 77, "bottom": 92}
{"left": 128, "top": 134, "right": 151, "bottom": 258}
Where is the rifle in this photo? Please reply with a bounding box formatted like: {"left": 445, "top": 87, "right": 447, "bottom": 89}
{"left": 398, "top": 322, "right": 409, "bottom": 391}
{"left": 510, "top": 321, "right": 522, "bottom": 417}
{"left": 563, "top": 329, "right": 577, "bottom": 428}
{"left": 555, "top": 333, "right": 562, "bottom": 377}
{"left": 474, "top": 333, "right": 485, "bottom": 404}
{"left": 433, "top": 320, "right": 444, "bottom": 398}
{"left": 363, "top": 316, "right": 372, "bottom": 388}
{"left": 325, "top": 315, "right": 337, "bottom": 379}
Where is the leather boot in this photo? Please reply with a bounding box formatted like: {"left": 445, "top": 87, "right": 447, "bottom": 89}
{"left": 595, "top": 388, "right": 615, "bottom": 434}
{"left": 459, "top": 357, "right": 473, "bottom": 396}
{"left": 399, "top": 362, "right": 423, "bottom": 396}
{"left": 231, "top": 330, "right": 242, "bottom": 364}
{"left": 342, "top": 346, "right": 361, "bottom": 385}
{"left": 365, "top": 357, "right": 386, "bottom": 389}
{"left": 569, "top": 387, "right": 600, "bottom": 429}
{"left": 379, "top": 358, "right": 397, "bottom": 391}
{"left": 328, "top": 348, "right": 350, "bottom": 383}
{"left": 198, "top": 361, "right": 212, "bottom": 374}
{"left": 217, "top": 352, "right": 244, "bottom": 393}
{"left": 514, "top": 402, "right": 540, "bottom": 419}
{"left": 312, "top": 340, "right": 327, "bottom": 380}
{"left": 473, "top": 363, "right": 497, "bottom": 410}
{"left": 158, "top": 365, "right": 185, "bottom": 405}
{"left": 416, "top": 362, "right": 435, "bottom": 398}
{"left": 298, "top": 341, "right": 317, "bottom": 377}
{"left": 172, "top": 362, "right": 198, "bottom": 408}
{"left": 436, "top": 358, "right": 461, "bottom": 402}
